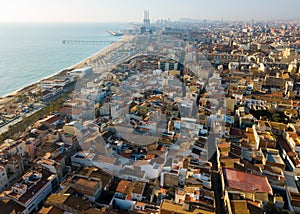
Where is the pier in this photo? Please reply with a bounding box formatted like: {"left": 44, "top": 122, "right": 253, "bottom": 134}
{"left": 62, "top": 40, "right": 116, "bottom": 45}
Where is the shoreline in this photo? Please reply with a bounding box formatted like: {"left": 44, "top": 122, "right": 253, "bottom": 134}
{"left": 0, "top": 35, "right": 131, "bottom": 105}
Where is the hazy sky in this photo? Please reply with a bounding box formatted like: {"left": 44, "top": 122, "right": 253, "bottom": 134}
{"left": 0, "top": 0, "right": 299, "bottom": 23}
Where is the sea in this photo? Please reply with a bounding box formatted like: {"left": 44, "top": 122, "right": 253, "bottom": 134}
{"left": 0, "top": 22, "right": 125, "bottom": 97}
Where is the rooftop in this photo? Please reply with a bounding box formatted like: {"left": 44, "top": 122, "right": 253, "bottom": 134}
{"left": 78, "top": 167, "right": 113, "bottom": 188}
{"left": 116, "top": 180, "right": 135, "bottom": 195}
{"left": 160, "top": 200, "right": 214, "bottom": 214}
{"left": 6, "top": 169, "right": 55, "bottom": 204}
{"left": 46, "top": 193, "right": 91, "bottom": 212}
{"left": 223, "top": 168, "right": 273, "bottom": 195}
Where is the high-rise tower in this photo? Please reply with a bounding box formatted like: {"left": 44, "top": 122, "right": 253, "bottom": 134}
{"left": 143, "top": 10, "right": 150, "bottom": 27}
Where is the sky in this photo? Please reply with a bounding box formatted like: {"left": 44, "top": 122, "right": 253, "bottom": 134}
{"left": 0, "top": 0, "right": 299, "bottom": 23}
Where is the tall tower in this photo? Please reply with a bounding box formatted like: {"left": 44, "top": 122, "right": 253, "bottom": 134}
{"left": 143, "top": 10, "right": 150, "bottom": 27}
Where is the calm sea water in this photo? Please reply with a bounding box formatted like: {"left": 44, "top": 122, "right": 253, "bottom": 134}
{"left": 0, "top": 23, "right": 125, "bottom": 97}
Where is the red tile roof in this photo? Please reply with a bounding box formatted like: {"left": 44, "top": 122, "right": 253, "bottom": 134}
{"left": 223, "top": 168, "right": 272, "bottom": 195}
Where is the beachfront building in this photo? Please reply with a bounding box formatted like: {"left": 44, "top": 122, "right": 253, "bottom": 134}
{"left": 40, "top": 76, "right": 74, "bottom": 89}
{"left": 67, "top": 66, "right": 93, "bottom": 78}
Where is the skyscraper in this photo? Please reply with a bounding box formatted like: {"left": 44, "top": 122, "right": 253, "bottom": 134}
{"left": 143, "top": 10, "right": 150, "bottom": 27}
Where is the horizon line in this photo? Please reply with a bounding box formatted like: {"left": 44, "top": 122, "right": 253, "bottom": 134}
{"left": 0, "top": 18, "right": 299, "bottom": 24}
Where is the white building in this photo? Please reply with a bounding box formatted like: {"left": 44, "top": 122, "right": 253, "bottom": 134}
{"left": 68, "top": 67, "right": 93, "bottom": 78}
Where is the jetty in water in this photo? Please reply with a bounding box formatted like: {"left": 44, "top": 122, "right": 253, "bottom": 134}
{"left": 62, "top": 40, "right": 115, "bottom": 45}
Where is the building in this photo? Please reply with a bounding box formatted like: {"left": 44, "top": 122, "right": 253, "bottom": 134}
{"left": 0, "top": 155, "right": 24, "bottom": 186}
{"left": 110, "top": 180, "right": 147, "bottom": 211}
{"left": 68, "top": 67, "right": 93, "bottom": 78}
{"left": 35, "top": 158, "right": 64, "bottom": 182}
{"left": 2, "top": 168, "right": 58, "bottom": 214}
{"left": 25, "top": 138, "right": 37, "bottom": 159}
{"left": 160, "top": 199, "right": 215, "bottom": 214}
{"left": 67, "top": 174, "right": 102, "bottom": 202}
{"left": 0, "top": 139, "right": 27, "bottom": 157}
{"left": 40, "top": 76, "right": 74, "bottom": 89}
{"left": 62, "top": 167, "right": 113, "bottom": 202}
{"left": 143, "top": 10, "right": 150, "bottom": 27}
{"left": 114, "top": 180, "right": 146, "bottom": 202}
{"left": 158, "top": 59, "right": 179, "bottom": 71}
{"left": 222, "top": 168, "right": 273, "bottom": 202}
{"left": 130, "top": 201, "right": 159, "bottom": 214}
{"left": 44, "top": 192, "right": 109, "bottom": 214}
{"left": 0, "top": 166, "right": 9, "bottom": 192}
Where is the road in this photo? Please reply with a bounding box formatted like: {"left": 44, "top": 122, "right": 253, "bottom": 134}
{"left": 0, "top": 105, "right": 44, "bottom": 135}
